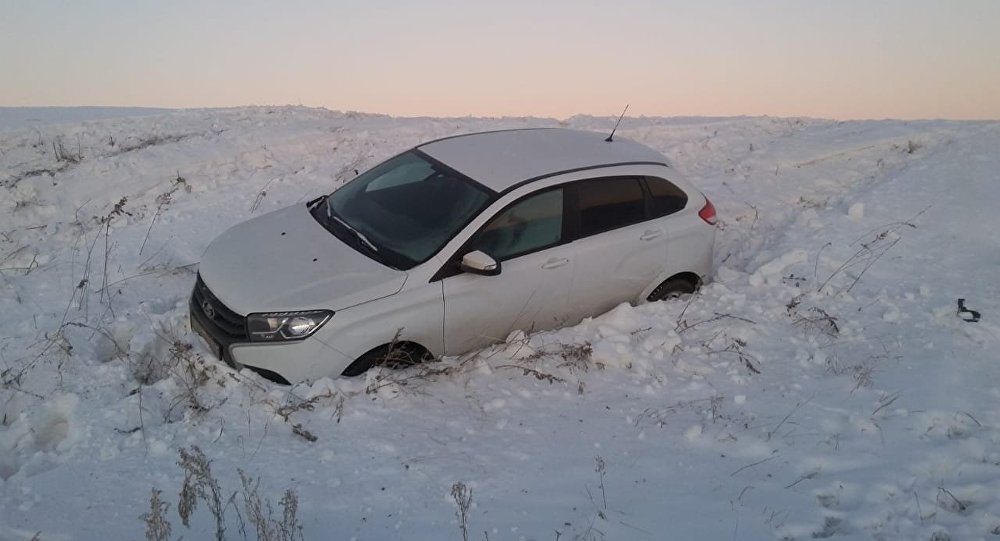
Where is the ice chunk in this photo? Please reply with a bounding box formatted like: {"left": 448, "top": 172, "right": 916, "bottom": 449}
{"left": 750, "top": 249, "right": 808, "bottom": 286}
{"left": 847, "top": 203, "right": 864, "bottom": 220}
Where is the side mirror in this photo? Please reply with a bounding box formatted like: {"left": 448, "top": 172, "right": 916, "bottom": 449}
{"left": 459, "top": 250, "right": 501, "bottom": 276}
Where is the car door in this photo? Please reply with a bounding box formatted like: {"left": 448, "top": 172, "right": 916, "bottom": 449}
{"left": 440, "top": 187, "right": 574, "bottom": 355}
{"left": 565, "top": 176, "right": 669, "bottom": 321}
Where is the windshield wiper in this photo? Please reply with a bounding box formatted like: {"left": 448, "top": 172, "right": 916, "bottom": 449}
{"left": 306, "top": 194, "right": 329, "bottom": 210}
{"left": 330, "top": 214, "right": 379, "bottom": 253}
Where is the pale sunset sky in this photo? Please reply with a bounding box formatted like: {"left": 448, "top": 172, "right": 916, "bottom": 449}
{"left": 2, "top": 0, "right": 998, "bottom": 120}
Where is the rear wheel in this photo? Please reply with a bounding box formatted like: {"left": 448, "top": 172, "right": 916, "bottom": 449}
{"left": 646, "top": 277, "right": 697, "bottom": 302}
{"left": 340, "top": 342, "right": 433, "bottom": 377}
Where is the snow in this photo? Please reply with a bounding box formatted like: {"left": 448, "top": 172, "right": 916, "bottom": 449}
{"left": 1, "top": 106, "right": 999, "bottom": 540}
{"left": 0, "top": 107, "right": 173, "bottom": 129}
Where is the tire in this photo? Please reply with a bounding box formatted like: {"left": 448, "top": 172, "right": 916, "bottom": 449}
{"left": 340, "top": 342, "right": 432, "bottom": 377}
{"left": 646, "top": 278, "right": 697, "bottom": 302}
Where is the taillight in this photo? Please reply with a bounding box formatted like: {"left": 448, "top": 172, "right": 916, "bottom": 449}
{"left": 698, "top": 195, "right": 718, "bottom": 225}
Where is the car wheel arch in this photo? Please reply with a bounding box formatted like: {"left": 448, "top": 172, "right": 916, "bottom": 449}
{"left": 340, "top": 340, "right": 435, "bottom": 377}
{"left": 644, "top": 272, "right": 702, "bottom": 303}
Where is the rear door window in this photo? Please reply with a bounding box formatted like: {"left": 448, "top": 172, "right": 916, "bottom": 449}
{"left": 573, "top": 177, "right": 646, "bottom": 238}
{"left": 645, "top": 176, "right": 688, "bottom": 217}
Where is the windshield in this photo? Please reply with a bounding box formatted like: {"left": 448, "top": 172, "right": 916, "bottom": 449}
{"left": 315, "top": 151, "right": 495, "bottom": 270}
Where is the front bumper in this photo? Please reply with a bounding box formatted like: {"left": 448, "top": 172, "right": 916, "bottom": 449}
{"left": 188, "top": 274, "right": 351, "bottom": 384}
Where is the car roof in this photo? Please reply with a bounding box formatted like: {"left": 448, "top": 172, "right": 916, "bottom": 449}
{"left": 417, "top": 128, "right": 669, "bottom": 192}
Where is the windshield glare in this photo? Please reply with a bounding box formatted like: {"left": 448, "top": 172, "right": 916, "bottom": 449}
{"left": 325, "top": 151, "right": 494, "bottom": 269}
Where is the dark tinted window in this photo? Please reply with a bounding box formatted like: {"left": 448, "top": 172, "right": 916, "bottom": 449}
{"left": 472, "top": 188, "right": 564, "bottom": 261}
{"left": 575, "top": 177, "right": 646, "bottom": 237}
{"left": 646, "top": 176, "right": 688, "bottom": 217}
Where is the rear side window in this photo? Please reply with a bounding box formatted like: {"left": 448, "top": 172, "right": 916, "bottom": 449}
{"left": 574, "top": 177, "right": 646, "bottom": 237}
{"left": 645, "top": 176, "right": 688, "bottom": 217}
{"left": 472, "top": 188, "right": 564, "bottom": 261}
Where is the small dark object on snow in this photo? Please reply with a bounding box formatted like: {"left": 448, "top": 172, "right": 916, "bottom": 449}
{"left": 957, "top": 298, "right": 981, "bottom": 323}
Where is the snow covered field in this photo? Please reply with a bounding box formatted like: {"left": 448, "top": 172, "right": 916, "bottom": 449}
{"left": 1, "top": 107, "right": 998, "bottom": 541}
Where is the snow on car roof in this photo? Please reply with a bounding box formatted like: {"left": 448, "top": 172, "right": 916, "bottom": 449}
{"left": 417, "top": 128, "right": 669, "bottom": 192}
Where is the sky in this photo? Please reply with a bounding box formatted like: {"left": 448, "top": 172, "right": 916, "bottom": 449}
{"left": 1, "top": 0, "right": 998, "bottom": 120}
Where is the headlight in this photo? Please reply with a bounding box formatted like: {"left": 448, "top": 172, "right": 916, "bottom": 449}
{"left": 246, "top": 310, "right": 333, "bottom": 342}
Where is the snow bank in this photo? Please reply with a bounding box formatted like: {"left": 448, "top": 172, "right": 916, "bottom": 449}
{"left": 1, "top": 107, "right": 999, "bottom": 540}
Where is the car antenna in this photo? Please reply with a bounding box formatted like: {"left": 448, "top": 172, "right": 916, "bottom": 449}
{"left": 605, "top": 104, "right": 629, "bottom": 142}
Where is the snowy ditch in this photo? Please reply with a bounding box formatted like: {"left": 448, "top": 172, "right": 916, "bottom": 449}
{"left": 1, "top": 107, "right": 998, "bottom": 540}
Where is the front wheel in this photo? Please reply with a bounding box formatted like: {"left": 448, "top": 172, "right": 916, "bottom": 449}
{"left": 341, "top": 342, "right": 433, "bottom": 377}
{"left": 646, "top": 278, "right": 697, "bottom": 302}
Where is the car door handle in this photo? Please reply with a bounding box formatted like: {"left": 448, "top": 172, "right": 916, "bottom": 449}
{"left": 541, "top": 257, "right": 569, "bottom": 269}
{"left": 640, "top": 229, "right": 663, "bottom": 241}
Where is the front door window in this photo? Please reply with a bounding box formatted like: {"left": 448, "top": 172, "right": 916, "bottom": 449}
{"left": 471, "top": 188, "right": 564, "bottom": 261}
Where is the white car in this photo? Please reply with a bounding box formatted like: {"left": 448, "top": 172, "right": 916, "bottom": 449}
{"left": 190, "top": 128, "right": 716, "bottom": 383}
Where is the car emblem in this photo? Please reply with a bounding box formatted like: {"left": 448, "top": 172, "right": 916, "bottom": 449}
{"left": 201, "top": 300, "right": 217, "bottom": 320}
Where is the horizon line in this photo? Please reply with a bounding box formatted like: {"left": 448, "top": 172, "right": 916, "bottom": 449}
{"left": 1, "top": 104, "right": 998, "bottom": 124}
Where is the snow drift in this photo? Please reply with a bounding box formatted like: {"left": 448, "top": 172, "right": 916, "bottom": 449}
{"left": 1, "top": 107, "right": 998, "bottom": 540}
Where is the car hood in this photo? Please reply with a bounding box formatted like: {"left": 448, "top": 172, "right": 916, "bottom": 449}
{"left": 198, "top": 204, "right": 407, "bottom": 315}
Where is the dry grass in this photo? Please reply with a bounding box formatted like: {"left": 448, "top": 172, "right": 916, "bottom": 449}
{"left": 451, "top": 482, "right": 472, "bottom": 541}
{"left": 144, "top": 445, "right": 305, "bottom": 541}
{"left": 140, "top": 489, "right": 172, "bottom": 541}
